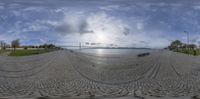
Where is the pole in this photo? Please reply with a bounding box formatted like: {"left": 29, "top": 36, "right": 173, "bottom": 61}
{"left": 187, "top": 32, "right": 189, "bottom": 45}
{"left": 183, "top": 31, "right": 189, "bottom": 51}
{"left": 3, "top": 43, "right": 5, "bottom": 50}
{"left": 187, "top": 32, "right": 189, "bottom": 53}
{"left": 183, "top": 31, "right": 189, "bottom": 45}
{"left": 79, "top": 42, "right": 81, "bottom": 49}
{"left": 79, "top": 32, "right": 82, "bottom": 50}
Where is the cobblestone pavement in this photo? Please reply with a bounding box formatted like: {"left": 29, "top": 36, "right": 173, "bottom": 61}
{"left": 0, "top": 50, "right": 200, "bottom": 98}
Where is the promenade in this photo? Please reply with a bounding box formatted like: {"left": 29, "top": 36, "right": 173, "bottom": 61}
{"left": 0, "top": 50, "right": 199, "bottom": 98}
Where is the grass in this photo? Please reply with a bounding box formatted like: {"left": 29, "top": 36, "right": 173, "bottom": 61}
{"left": 0, "top": 50, "right": 10, "bottom": 55}
{"left": 174, "top": 49, "right": 200, "bottom": 56}
{"left": 0, "top": 50, "right": 5, "bottom": 54}
{"left": 9, "top": 49, "right": 57, "bottom": 56}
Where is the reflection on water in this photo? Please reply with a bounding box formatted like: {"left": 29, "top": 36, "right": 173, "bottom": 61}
{"left": 78, "top": 48, "right": 153, "bottom": 55}
{"left": 97, "top": 49, "right": 104, "bottom": 55}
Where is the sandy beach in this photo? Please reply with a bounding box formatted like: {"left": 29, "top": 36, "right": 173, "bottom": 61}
{"left": 0, "top": 50, "right": 199, "bottom": 98}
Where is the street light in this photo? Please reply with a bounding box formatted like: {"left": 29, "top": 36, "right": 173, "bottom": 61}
{"left": 79, "top": 33, "right": 82, "bottom": 50}
{"left": 183, "top": 31, "right": 189, "bottom": 45}
{"left": 182, "top": 31, "right": 190, "bottom": 52}
{"left": 79, "top": 42, "right": 81, "bottom": 49}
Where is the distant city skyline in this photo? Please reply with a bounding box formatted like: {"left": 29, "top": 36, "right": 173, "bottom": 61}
{"left": 0, "top": 0, "right": 200, "bottom": 48}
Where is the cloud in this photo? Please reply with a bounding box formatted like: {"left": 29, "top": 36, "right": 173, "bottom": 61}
{"left": 123, "top": 27, "right": 130, "bottom": 36}
{"left": 0, "top": 2, "right": 5, "bottom": 6}
{"left": 0, "top": 5, "right": 4, "bottom": 10}
{"left": 81, "top": 12, "right": 130, "bottom": 44}
{"left": 56, "top": 20, "right": 93, "bottom": 35}
{"left": 7, "top": 3, "right": 22, "bottom": 9}
{"left": 53, "top": 12, "right": 94, "bottom": 35}
{"left": 54, "top": 11, "right": 130, "bottom": 37}
{"left": 22, "top": 20, "right": 51, "bottom": 32}
{"left": 99, "top": 5, "right": 120, "bottom": 11}
{"left": 23, "top": 6, "right": 46, "bottom": 12}
{"left": 0, "top": 33, "right": 26, "bottom": 44}
{"left": 136, "top": 23, "right": 144, "bottom": 30}
{"left": 193, "top": 5, "right": 200, "bottom": 10}
{"left": 189, "top": 34, "right": 200, "bottom": 45}
{"left": 56, "top": 12, "right": 131, "bottom": 46}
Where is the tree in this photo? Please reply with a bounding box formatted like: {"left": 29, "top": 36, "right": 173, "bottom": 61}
{"left": 24, "top": 46, "right": 28, "bottom": 50}
{"left": 11, "top": 39, "right": 20, "bottom": 52}
{"left": 47, "top": 44, "right": 55, "bottom": 49}
{"left": 169, "top": 40, "right": 182, "bottom": 51}
{"left": 0, "top": 41, "right": 6, "bottom": 50}
{"left": 187, "top": 44, "right": 197, "bottom": 50}
{"left": 0, "top": 41, "right": 3, "bottom": 50}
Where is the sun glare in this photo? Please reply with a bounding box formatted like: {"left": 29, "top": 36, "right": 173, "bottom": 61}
{"left": 96, "top": 33, "right": 107, "bottom": 43}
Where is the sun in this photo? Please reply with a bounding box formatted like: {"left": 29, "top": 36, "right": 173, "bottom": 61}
{"left": 96, "top": 33, "right": 107, "bottom": 43}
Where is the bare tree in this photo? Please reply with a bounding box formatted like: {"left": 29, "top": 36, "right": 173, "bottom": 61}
{"left": 0, "top": 41, "right": 3, "bottom": 50}
{"left": 11, "top": 39, "right": 20, "bottom": 52}
{"left": 0, "top": 41, "right": 6, "bottom": 50}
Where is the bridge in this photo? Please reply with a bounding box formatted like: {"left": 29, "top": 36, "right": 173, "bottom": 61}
{"left": 57, "top": 42, "right": 118, "bottom": 49}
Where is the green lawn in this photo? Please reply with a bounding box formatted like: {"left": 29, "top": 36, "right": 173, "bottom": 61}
{"left": 0, "top": 50, "right": 5, "bottom": 54}
{"left": 0, "top": 50, "right": 9, "bottom": 55}
{"left": 9, "top": 49, "right": 56, "bottom": 56}
{"left": 175, "top": 49, "right": 200, "bottom": 56}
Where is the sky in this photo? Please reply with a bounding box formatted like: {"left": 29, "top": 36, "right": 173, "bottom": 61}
{"left": 0, "top": 0, "right": 200, "bottom": 48}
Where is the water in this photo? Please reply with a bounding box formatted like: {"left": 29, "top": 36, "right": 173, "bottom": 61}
{"left": 78, "top": 48, "right": 154, "bottom": 55}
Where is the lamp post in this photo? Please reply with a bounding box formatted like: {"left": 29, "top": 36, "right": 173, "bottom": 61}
{"left": 183, "top": 31, "right": 189, "bottom": 45}
{"left": 79, "top": 32, "right": 82, "bottom": 50}
{"left": 182, "top": 31, "right": 192, "bottom": 55}
{"left": 182, "top": 31, "right": 190, "bottom": 51}
{"left": 79, "top": 42, "right": 81, "bottom": 49}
